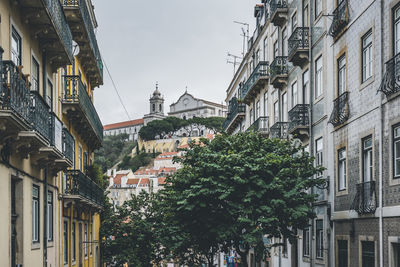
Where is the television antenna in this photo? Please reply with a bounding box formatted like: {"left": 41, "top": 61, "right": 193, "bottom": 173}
{"left": 234, "top": 21, "right": 249, "bottom": 57}
{"left": 226, "top": 52, "right": 242, "bottom": 75}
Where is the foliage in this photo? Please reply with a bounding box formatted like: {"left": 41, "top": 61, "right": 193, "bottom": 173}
{"left": 163, "top": 132, "right": 324, "bottom": 266}
{"left": 118, "top": 152, "right": 159, "bottom": 172}
{"left": 94, "top": 134, "right": 136, "bottom": 172}
{"left": 86, "top": 164, "right": 108, "bottom": 189}
{"left": 139, "top": 117, "right": 225, "bottom": 140}
{"left": 100, "top": 191, "right": 164, "bottom": 267}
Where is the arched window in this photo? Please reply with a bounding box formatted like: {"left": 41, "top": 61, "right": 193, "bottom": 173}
{"left": 152, "top": 104, "right": 155, "bottom": 112}
{"left": 159, "top": 104, "right": 162, "bottom": 112}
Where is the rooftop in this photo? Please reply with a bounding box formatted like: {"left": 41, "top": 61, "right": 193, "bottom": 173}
{"left": 104, "top": 118, "right": 144, "bottom": 130}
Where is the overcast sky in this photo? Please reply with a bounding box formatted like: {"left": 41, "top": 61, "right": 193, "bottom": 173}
{"left": 93, "top": 0, "right": 258, "bottom": 125}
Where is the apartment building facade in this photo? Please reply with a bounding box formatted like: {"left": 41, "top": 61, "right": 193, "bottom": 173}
{"left": 0, "top": 0, "right": 104, "bottom": 266}
{"left": 224, "top": 0, "right": 400, "bottom": 266}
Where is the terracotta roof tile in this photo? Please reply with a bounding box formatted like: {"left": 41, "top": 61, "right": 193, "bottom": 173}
{"left": 127, "top": 178, "right": 140, "bottom": 185}
{"left": 158, "top": 177, "right": 167, "bottom": 185}
{"left": 104, "top": 119, "right": 144, "bottom": 130}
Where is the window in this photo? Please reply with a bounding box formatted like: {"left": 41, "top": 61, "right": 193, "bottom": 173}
{"left": 315, "top": 56, "right": 323, "bottom": 98}
{"left": 72, "top": 222, "right": 76, "bottom": 262}
{"left": 250, "top": 108, "right": 254, "bottom": 124}
{"left": 282, "top": 237, "right": 288, "bottom": 257}
{"left": 264, "top": 92, "right": 268, "bottom": 116}
{"left": 303, "top": 69, "right": 310, "bottom": 104}
{"left": 303, "top": 228, "right": 310, "bottom": 256}
{"left": 282, "top": 92, "right": 288, "bottom": 121}
{"left": 291, "top": 12, "right": 298, "bottom": 32}
{"left": 316, "top": 138, "right": 323, "bottom": 176}
{"left": 32, "top": 185, "right": 40, "bottom": 243}
{"left": 316, "top": 220, "right": 323, "bottom": 259}
{"left": 273, "top": 40, "right": 279, "bottom": 58}
{"left": 256, "top": 100, "right": 260, "bottom": 119}
{"left": 362, "top": 30, "right": 373, "bottom": 83}
{"left": 90, "top": 220, "right": 93, "bottom": 255}
{"left": 263, "top": 37, "right": 268, "bottom": 61}
{"left": 274, "top": 101, "right": 279, "bottom": 123}
{"left": 32, "top": 57, "right": 39, "bottom": 91}
{"left": 392, "top": 243, "right": 400, "bottom": 267}
{"left": 83, "top": 151, "right": 88, "bottom": 172}
{"left": 362, "top": 136, "right": 373, "bottom": 182}
{"left": 291, "top": 81, "right": 298, "bottom": 107}
{"left": 78, "top": 145, "right": 82, "bottom": 170}
{"left": 303, "top": 3, "right": 309, "bottom": 27}
{"left": 338, "top": 148, "right": 347, "bottom": 191}
{"left": 338, "top": 240, "right": 348, "bottom": 267}
{"left": 84, "top": 223, "right": 88, "bottom": 257}
{"left": 394, "top": 6, "right": 400, "bottom": 55}
{"left": 394, "top": 125, "right": 400, "bottom": 179}
{"left": 338, "top": 54, "right": 346, "bottom": 96}
{"left": 152, "top": 103, "right": 155, "bottom": 112}
{"left": 47, "top": 79, "right": 53, "bottom": 109}
{"left": 282, "top": 28, "right": 288, "bottom": 56}
{"left": 64, "top": 221, "right": 68, "bottom": 264}
{"left": 315, "top": 0, "right": 322, "bottom": 18}
{"left": 11, "top": 27, "right": 22, "bottom": 66}
{"left": 47, "top": 191, "right": 53, "bottom": 241}
{"left": 361, "top": 241, "right": 375, "bottom": 267}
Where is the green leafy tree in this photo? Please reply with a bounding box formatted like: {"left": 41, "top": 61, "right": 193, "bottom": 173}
{"left": 163, "top": 132, "right": 324, "bottom": 266}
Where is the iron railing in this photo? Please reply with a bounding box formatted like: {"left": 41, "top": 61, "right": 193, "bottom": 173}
{"left": 288, "top": 27, "right": 310, "bottom": 58}
{"left": 328, "top": 92, "right": 349, "bottom": 127}
{"left": 351, "top": 181, "right": 376, "bottom": 214}
{"left": 30, "top": 91, "right": 51, "bottom": 142}
{"left": 0, "top": 60, "right": 31, "bottom": 124}
{"left": 288, "top": 104, "right": 309, "bottom": 132}
{"left": 328, "top": 0, "right": 349, "bottom": 38}
{"left": 223, "top": 97, "right": 246, "bottom": 130}
{"left": 270, "top": 0, "right": 288, "bottom": 17}
{"left": 64, "top": 169, "right": 104, "bottom": 207}
{"left": 62, "top": 0, "right": 103, "bottom": 79}
{"left": 63, "top": 75, "right": 103, "bottom": 141}
{"left": 270, "top": 56, "right": 289, "bottom": 82}
{"left": 43, "top": 0, "right": 73, "bottom": 61}
{"left": 380, "top": 53, "right": 400, "bottom": 97}
{"left": 270, "top": 122, "right": 289, "bottom": 139}
{"left": 247, "top": 116, "right": 269, "bottom": 134}
{"left": 63, "top": 128, "right": 74, "bottom": 163}
{"left": 241, "top": 61, "right": 269, "bottom": 100}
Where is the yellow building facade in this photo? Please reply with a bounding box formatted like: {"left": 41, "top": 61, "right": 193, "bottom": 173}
{"left": 0, "top": 0, "right": 104, "bottom": 266}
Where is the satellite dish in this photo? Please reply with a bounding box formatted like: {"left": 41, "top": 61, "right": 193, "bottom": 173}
{"left": 72, "top": 40, "right": 80, "bottom": 56}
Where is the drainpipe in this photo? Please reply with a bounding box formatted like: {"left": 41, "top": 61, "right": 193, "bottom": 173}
{"left": 308, "top": 1, "right": 314, "bottom": 267}
{"left": 379, "top": 0, "right": 384, "bottom": 266}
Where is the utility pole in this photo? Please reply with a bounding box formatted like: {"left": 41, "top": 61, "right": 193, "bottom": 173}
{"left": 226, "top": 53, "right": 242, "bottom": 75}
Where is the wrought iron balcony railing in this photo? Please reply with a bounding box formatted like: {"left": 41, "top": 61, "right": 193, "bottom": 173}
{"left": 241, "top": 61, "right": 269, "bottom": 101}
{"left": 288, "top": 27, "right": 310, "bottom": 58}
{"left": 270, "top": 122, "right": 289, "bottom": 139}
{"left": 380, "top": 53, "right": 400, "bottom": 97}
{"left": 0, "top": 60, "right": 31, "bottom": 124}
{"left": 269, "top": 0, "right": 288, "bottom": 17}
{"left": 64, "top": 169, "right": 104, "bottom": 207}
{"left": 328, "top": 0, "right": 349, "bottom": 38}
{"left": 63, "top": 0, "right": 103, "bottom": 81}
{"left": 328, "top": 92, "right": 349, "bottom": 127}
{"left": 43, "top": 0, "right": 73, "bottom": 62}
{"left": 223, "top": 97, "right": 246, "bottom": 131}
{"left": 30, "top": 91, "right": 51, "bottom": 142}
{"left": 63, "top": 128, "right": 74, "bottom": 163}
{"left": 247, "top": 116, "right": 269, "bottom": 134}
{"left": 288, "top": 104, "right": 309, "bottom": 133}
{"left": 270, "top": 56, "right": 289, "bottom": 81}
{"left": 63, "top": 75, "right": 103, "bottom": 142}
{"left": 351, "top": 181, "right": 376, "bottom": 214}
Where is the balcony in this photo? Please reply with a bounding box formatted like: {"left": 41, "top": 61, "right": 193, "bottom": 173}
{"left": 269, "top": 0, "right": 288, "bottom": 27}
{"left": 270, "top": 56, "right": 289, "bottom": 89}
{"left": 288, "top": 104, "right": 309, "bottom": 138}
{"left": 288, "top": 27, "right": 310, "bottom": 68}
{"left": 328, "top": 92, "right": 349, "bottom": 127}
{"left": 328, "top": 0, "right": 349, "bottom": 39}
{"left": 64, "top": 170, "right": 104, "bottom": 209}
{"left": 223, "top": 97, "right": 246, "bottom": 134}
{"left": 241, "top": 61, "right": 269, "bottom": 105}
{"left": 62, "top": 75, "right": 103, "bottom": 150}
{"left": 16, "top": 0, "right": 73, "bottom": 67}
{"left": 247, "top": 116, "right": 269, "bottom": 135}
{"left": 270, "top": 122, "right": 289, "bottom": 139}
{"left": 379, "top": 53, "right": 400, "bottom": 97}
{"left": 62, "top": 0, "right": 104, "bottom": 87}
{"left": 351, "top": 181, "right": 376, "bottom": 215}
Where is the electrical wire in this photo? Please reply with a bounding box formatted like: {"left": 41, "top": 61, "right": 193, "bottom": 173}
{"left": 102, "top": 56, "right": 132, "bottom": 121}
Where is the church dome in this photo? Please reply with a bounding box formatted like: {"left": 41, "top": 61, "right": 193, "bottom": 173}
{"left": 151, "top": 83, "right": 163, "bottom": 100}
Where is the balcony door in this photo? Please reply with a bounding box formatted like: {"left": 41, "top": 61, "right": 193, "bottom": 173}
{"left": 394, "top": 5, "right": 400, "bottom": 55}
{"left": 79, "top": 223, "right": 83, "bottom": 267}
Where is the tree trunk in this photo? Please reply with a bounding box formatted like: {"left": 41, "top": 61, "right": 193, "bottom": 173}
{"left": 238, "top": 250, "right": 249, "bottom": 267}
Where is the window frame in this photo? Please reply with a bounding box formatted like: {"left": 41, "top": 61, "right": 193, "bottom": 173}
{"left": 393, "top": 4, "right": 400, "bottom": 55}
{"left": 302, "top": 69, "right": 310, "bottom": 104}
{"left": 32, "top": 184, "right": 40, "bottom": 243}
{"left": 11, "top": 26, "right": 22, "bottom": 66}
{"left": 282, "top": 92, "right": 288, "bottom": 122}
{"left": 315, "top": 56, "right": 323, "bottom": 99}
{"left": 31, "top": 57, "right": 40, "bottom": 92}
{"left": 84, "top": 223, "right": 88, "bottom": 257}
{"left": 291, "top": 81, "right": 298, "bottom": 108}
{"left": 291, "top": 11, "right": 298, "bottom": 32}
{"left": 338, "top": 239, "right": 348, "bottom": 267}
{"left": 47, "top": 191, "right": 53, "bottom": 242}
{"left": 337, "top": 53, "right": 346, "bottom": 96}
{"left": 393, "top": 124, "right": 400, "bottom": 179}
{"left": 72, "top": 221, "right": 76, "bottom": 262}
{"left": 316, "top": 137, "right": 323, "bottom": 176}
{"left": 316, "top": 219, "right": 324, "bottom": 259}
{"left": 315, "top": 0, "right": 322, "bottom": 19}
{"left": 63, "top": 220, "right": 68, "bottom": 265}
{"left": 46, "top": 79, "right": 53, "bottom": 110}
{"left": 362, "top": 135, "right": 373, "bottom": 182}
{"left": 361, "top": 30, "right": 373, "bottom": 83}
{"left": 282, "top": 27, "right": 288, "bottom": 57}
{"left": 338, "top": 148, "right": 347, "bottom": 191}
{"left": 303, "top": 228, "right": 310, "bottom": 257}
